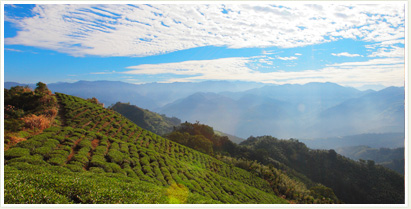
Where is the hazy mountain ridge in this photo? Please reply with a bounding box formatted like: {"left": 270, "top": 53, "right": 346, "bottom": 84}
{"left": 299, "top": 133, "right": 405, "bottom": 150}
{"left": 158, "top": 84, "right": 404, "bottom": 139}
{"left": 308, "top": 87, "right": 405, "bottom": 137}
{"left": 5, "top": 80, "right": 404, "bottom": 139}
{"left": 5, "top": 80, "right": 264, "bottom": 109}
{"left": 335, "top": 146, "right": 404, "bottom": 174}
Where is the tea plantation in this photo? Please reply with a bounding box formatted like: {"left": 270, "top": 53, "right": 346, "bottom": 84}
{"left": 4, "top": 92, "right": 290, "bottom": 204}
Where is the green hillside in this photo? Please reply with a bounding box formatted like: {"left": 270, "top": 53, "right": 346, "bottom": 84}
{"left": 4, "top": 85, "right": 403, "bottom": 204}
{"left": 5, "top": 91, "right": 293, "bottom": 204}
{"left": 110, "top": 102, "right": 181, "bottom": 136}
{"left": 240, "top": 136, "right": 405, "bottom": 204}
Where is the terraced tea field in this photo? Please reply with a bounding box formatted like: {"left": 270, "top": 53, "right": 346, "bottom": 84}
{"left": 4, "top": 93, "right": 288, "bottom": 204}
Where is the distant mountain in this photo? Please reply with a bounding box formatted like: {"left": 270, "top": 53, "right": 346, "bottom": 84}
{"left": 335, "top": 145, "right": 404, "bottom": 164}
{"left": 158, "top": 92, "right": 242, "bottom": 135}
{"left": 158, "top": 92, "right": 303, "bottom": 138}
{"left": 223, "top": 82, "right": 367, "bottom": 114}
{"left": 6, "top": 81, "right": 404, "bottom": 139}
{"left": 307, "top": 87, "right": 405, "bottom": 137}
{"left": 4, "top": 82, "right": 29, "bottom": 89}
{"left": 159, "top": 83, "right": 404, "bottom": 139}
{"left": 357, "top": 84, "right": 387, "bottom": 91}
{"left": 335, "top": 146, "right": 404, "bottom": 174}
{"left": 214, "top": 130, "right": 245, "bottom": 144}
{"left": 5, "top": 80, "right": 159, "bottom": 109}
{"left": 300, "top": 133, "right": 405, "bottom": 150}
{"left": 110, "top": 102, "right": 181, "bottom": 136}
{"left": 5, "top": 80, "right": 264, "bottom": 109}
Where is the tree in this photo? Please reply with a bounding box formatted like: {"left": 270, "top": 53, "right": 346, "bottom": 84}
{"left": 34, "top": 82, "right": 50, "bottom": 95}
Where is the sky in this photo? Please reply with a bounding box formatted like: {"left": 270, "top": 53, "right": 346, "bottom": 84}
{"left": 2, "top": 3, "right": 406, "bottom": 89}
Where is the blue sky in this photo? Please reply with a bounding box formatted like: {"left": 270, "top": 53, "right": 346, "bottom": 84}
{"left": 3, "top": 3, "right": 406, "bottom": 89}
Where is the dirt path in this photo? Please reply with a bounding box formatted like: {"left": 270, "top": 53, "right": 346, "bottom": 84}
{"left": 65, "top": 137, "right": 83, "bottom": 164}
{"left": 83, "top": 138, "right": 100, "bottom": 171}
{"left": 54, "top": 94, "right": 69, "bottom": 126}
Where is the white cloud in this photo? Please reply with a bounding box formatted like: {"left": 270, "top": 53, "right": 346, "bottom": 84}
{"left": 331, "top": 52, "right": 361, "bottom": 57}
{"left": 4, "top": 3, "right": 405, "bottom": 57}
{"left": 295, "top": 53, "right": 302, "bottom": 56}
{"left": 123, "top": 57, "right": 254, "bottom": 78}
{"left": 89, "top": 71, "right": 116, "bottom": 75}
{"left": 5, "top": 48, "right": 23, "bottom": 52}
{"left": 5, "top": 48, "right": 38, "bottom": 54}
{"left": 368, "top": 46, "right": 404, "bottom": 58}
{"left": 121, "top": 57, "right": 404, "bottom": 87}
{"left": 277, "top": 56, "right": 298, "bottom": 60}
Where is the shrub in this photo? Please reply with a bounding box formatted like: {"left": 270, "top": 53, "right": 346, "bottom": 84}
{"left": 48, "top": 156, "right": 67, "bottom": 166}
{"left": 7, "top": 154, "right": 47, "bottom": 166}
{"left": 78, "top": 139, "right": 92, "bottom": 148}
{"left": 5, "top": 147, "right": 30, "bottom": 159}
{"left": 166, "top": 183, "right": 189, "bottom": 204}
{"left": 64, "top": 164, "right": 83, "bottom": 172}
{"left": 54, "top": 135, "right": 66, "bottom": 143}
{"left": 107, "top": 150, "right": 124, "bottom": 164}
{"left": 94, "top": 146, "right": 106, "bottom": 155}
{"left": 89, "top": 167, "right": 104, "bottom": 173}
{"left": 108, "top": 163, "right": 126, "bottom": 175}
{"left": 21, "top": 114, "right": 51, "bottom": 130}
{"left": 71, "top": 154, "right": 89, "bottom": 164}
{"left": 120, "top": 143, "right": 129, "bottom": 154}
{"left": 142, "top": 165, "right": 154, "bottom": 177}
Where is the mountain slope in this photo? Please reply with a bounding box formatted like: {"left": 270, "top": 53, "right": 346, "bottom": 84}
{"left": 4, "top": 92, "right": 292, "bottom": 204}
{"left": 240, "top": 136, "right": 404, "bottom": 204}
{"left": 4, "top": 86, "right": 404, "bottom": 204}
{"left": 111, "top": 102, "right": 181, "bottom": 136}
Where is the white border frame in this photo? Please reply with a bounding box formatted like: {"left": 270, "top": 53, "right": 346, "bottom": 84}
{"left": 0, "top": 1, "right": 408, "bottom": 209}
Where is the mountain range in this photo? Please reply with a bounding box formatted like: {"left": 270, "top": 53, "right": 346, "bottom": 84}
{"left": 5, "top": 80, "right": 405, "bottom": 139}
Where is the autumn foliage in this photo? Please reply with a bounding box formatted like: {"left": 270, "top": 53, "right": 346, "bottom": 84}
{"left": 4, "top": 82, "right": 58, "bottom": 149}
{"left": 21, "top": 114, "right": 52, "bottom": 131}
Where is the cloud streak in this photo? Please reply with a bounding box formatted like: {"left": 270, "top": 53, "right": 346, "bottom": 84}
{"left": 122, "top": 57, "right": 404, "bottom": 87}
{"left": 4, "top": 3, "right": 405, "bottom": 57}
{"left": 331, "top": 52, "right": 361, "bottom": 57}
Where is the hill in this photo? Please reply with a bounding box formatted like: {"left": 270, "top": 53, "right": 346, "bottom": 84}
{"left": 110, "top": 102, "right": 181, "bottom": 136}
{"left": 335, "top": 146, "right": 404, "bottom": 174}
{"left": 4, "top": 89, "right": 326, "bottom": 204}
{"left": 111, "top": 102, "right": 245, "bottom": 144}
{"left": 239, "top": 136, "right": 404, "bottom": 204}
{"left": 214, "top": 130, "right": 245, "bottom": 144}
{"left": 3, "top": 84, "right": 404, "bottom": 204}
